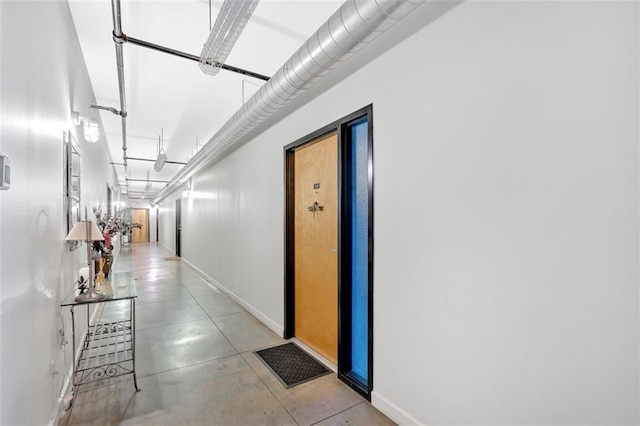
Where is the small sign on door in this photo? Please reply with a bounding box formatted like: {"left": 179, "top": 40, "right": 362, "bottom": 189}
{"left": 313, "top": 183, "right": 320, "bottom": 190}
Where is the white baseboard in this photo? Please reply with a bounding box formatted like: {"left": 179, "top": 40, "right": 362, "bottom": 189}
{"left": 49, "top": 364, "right": 74, "bottom": 426}
{"left": 158, "top": 241, "right": 174, "bottom": 255}
{"left": 181, "top": 258, "right": 284, "bottom": 337}
{"left": 372, "top": 391, "right": 423, "bottom": 426}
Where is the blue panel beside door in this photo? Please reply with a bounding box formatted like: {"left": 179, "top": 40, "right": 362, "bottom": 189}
{"left": 349, "top": 118, "right": 369, "bottom": 383}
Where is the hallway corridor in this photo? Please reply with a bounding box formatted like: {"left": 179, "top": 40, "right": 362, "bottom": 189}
{"left": 62, "top": 243, "right": 393, "bottom": 425}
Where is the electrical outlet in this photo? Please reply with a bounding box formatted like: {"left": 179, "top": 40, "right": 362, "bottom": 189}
{"left": 50, "top": 359, "right": 57, "bottom": 376}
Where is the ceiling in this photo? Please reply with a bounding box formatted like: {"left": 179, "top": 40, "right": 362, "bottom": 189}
{"left": 68, "top": 0, "right": 343, "bottom": 200}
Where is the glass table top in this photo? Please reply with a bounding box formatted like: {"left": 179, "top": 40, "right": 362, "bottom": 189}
{"left": 61, "top": 271, "right": 137, "bottom": 306}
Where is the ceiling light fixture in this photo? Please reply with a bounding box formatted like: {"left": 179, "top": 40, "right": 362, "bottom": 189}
{"left": 199, "top": 0, "right": 260, "bottom": 76}
{"left": 144, "top": 170, "right": 152, "bottom": 192}
{"left": 154, "top": 128, "right": 167, "bottom": 172}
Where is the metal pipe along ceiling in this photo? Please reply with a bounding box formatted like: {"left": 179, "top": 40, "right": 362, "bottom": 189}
{"left": 152, "top": 0, "right": 424, "bottom": 203}
{"left": 111, "top": 0, "right": 128, "bottom": 168}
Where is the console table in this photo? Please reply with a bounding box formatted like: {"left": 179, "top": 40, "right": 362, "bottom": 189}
{"left": 61, "top": 271, "right": 140, "bottom": 398}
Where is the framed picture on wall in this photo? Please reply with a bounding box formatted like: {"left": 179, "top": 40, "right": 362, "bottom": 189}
{"left": 64, "top": 131, "right": 81, "bottom": 251}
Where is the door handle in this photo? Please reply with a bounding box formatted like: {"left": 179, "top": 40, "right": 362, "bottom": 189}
{"left": 307, "top": 202, "right": 324, "bottom": 217}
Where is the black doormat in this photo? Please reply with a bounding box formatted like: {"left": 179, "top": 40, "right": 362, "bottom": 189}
{"left": 255, "top": 343, "right": 331, "bottom": 388}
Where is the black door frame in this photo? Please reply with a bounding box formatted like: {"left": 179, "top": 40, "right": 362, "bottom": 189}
{"left": 175, "top": 198, "right": 182, "bottom": 257}
{"left": 284, "top": 104, "right": 374, "bottom": 399}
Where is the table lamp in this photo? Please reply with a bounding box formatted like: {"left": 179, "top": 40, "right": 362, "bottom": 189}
{"left": 65, "top": 210, "right": 105, "bottom": 302}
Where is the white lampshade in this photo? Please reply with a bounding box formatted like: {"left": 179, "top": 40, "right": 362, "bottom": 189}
{"left": 65, "top": 220, "right": 104, "bottom": 241}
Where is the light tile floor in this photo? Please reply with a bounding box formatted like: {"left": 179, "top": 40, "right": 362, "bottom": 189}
{"left": 62, "top": 242, "right": 394, "bottom": 426}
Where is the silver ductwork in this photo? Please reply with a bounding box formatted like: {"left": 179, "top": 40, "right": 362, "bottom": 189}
{"left": 153, "top": 0, "right": 424, "bottom": 203}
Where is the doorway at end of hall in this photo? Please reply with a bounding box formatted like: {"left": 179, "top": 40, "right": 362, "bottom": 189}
{"left": 131, "top": 208, "right": 150, "bottom": 243}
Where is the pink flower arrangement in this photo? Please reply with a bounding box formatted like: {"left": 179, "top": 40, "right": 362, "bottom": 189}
{"left": 93, "top": 206, "right": 142, "bottom": 239}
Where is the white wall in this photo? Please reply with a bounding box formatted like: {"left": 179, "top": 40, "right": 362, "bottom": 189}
{"left": 159, "top": 194, "right": 177, "bottom": 253}
{"left": 369, "top": 4, "right": 638, "bottom": 423}
{"left": 178, "top": 148, "right": 285, "bottom": 331}
{"left": 0, "top": 1, "right": 119, "bottom": 424}
{"left": 159, "top": 2, "right": 638, "bottom": 424}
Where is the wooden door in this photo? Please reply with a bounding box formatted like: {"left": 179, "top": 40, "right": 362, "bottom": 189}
{"left": 294, "top": 132, "right": 338, "bottom": 364}
{"left": 131, "top": 209, "right": 149, "bottom": 242}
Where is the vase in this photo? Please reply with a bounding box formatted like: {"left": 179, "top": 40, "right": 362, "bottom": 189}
{"left": 101, "top": 252, "right": 113, "bottom": 278}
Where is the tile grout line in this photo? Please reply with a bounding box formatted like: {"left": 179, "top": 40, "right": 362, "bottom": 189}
{"left": 117, "top": 248, "right": 235, "bottom": 380}
{"left": 308, "top": 401, "right": 366, "bottom": 426}
{"left": 161, "top": 255, "right": 283, "bottom": 357}
{"left": 68, "top": 245, "right": 316, "bottom": 425}
{"left": 69, "top": 352, "right": 246, "bottom": 398}
{"left": 135, "top": 317, "right": 213, "bottom": 333}
{"left": 240, "top": 351, "right": 302, "bottom": 426}
{"left": 136, "top": 352, "right": 242, "bottom": 380}
{"left": 162, "top": 255, "right": 243, "bottom": 356}
{"left": 134, "top": 250, "right": 299, "bottom": 423}
{"left": 71, "top": 244, "right": 245, "bottom": 402}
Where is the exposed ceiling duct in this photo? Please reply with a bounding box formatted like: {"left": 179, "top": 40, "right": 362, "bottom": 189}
{"left": 153, "top": 0, "right": 425, "bottom": 203}
{"left": 108, "top": 0, "right": 265, "bottom": 186}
